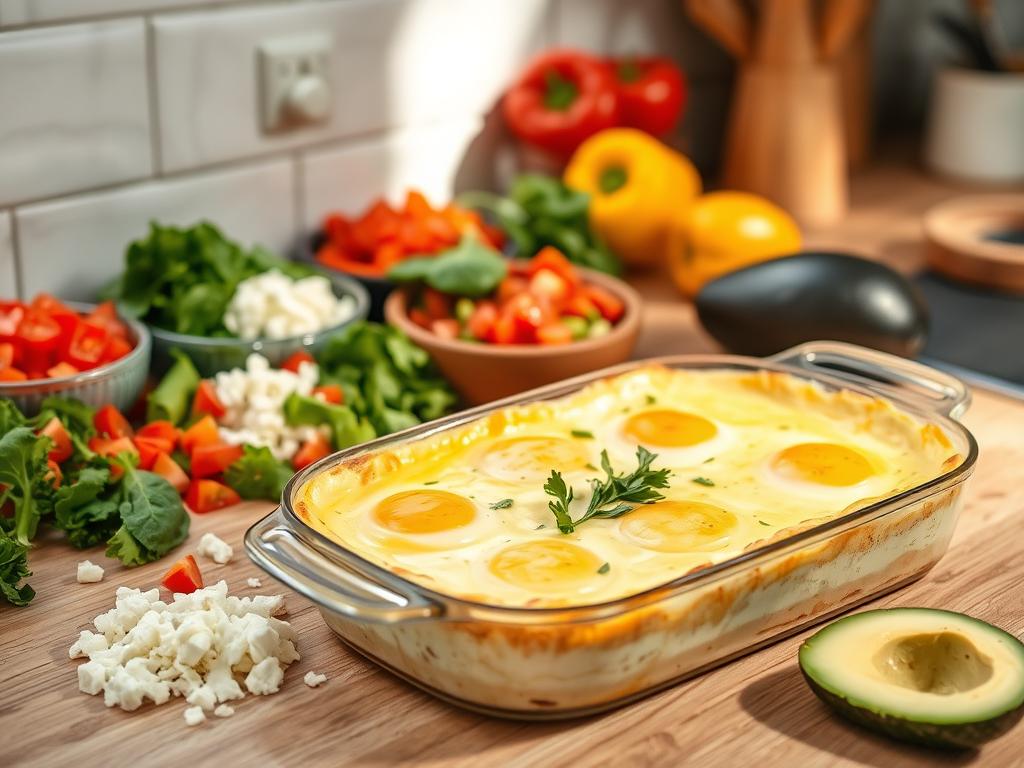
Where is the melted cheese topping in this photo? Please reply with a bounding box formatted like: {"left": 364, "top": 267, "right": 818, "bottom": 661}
{"left": 298, "top": 367, "right": 962, "bottom": 608}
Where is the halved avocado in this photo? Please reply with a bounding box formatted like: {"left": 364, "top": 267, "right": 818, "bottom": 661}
{"left": 799, "top": 608, "right": 1024, "bottom": 750}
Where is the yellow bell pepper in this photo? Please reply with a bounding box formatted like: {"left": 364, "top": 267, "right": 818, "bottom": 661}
{"left": 564, "top": 128, "right": 701, "bottom": 268}
{"left": 667, "top": 191, "right": 802, "bottom": 298}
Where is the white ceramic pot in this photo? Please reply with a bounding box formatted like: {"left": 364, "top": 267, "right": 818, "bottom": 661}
{"left": 925, "top": 67, "right": 1024, "bottom": 184}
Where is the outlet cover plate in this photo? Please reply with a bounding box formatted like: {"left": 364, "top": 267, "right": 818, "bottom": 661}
{"left": 258, "top": 33, "right": 332, "bottom": 133}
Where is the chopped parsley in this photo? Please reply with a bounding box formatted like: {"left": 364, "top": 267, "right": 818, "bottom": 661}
{"left": 423, "top": 480, "right": 439, "bottom": 486}
{"left": 692, "top": 477, "right": 715, "bottom": 487}
{"left": 570, "top": 429, "right": 594, "bottom": 439}
{"left": 489, "top": 498, "right": 513, "bottom": 510}
{"left": 645, "top": 395, "right": 656, "bottom": 405}
{"left": 597, "top": 562, "right": 611, "bottom": 575}
{"left": 758, "top": 520, "right": 771, "bottom": 526}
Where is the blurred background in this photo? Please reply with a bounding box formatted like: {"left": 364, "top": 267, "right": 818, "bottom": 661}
{"left": 0, "top": 0, "right": 1022, "bottom": 390}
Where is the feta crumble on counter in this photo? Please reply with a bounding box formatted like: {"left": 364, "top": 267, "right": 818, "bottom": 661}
{"left": 76, "top": 560, "right": 105, "bottom": 583}
{"left": 214, "top": 704, "right": 235, "bottom": 718}
{"left": 223, "top": 269, "right": 357, "bottom": 340}
{"left": 304, "top": 671, "right": 327, "bottom": 688}
{"left": 197, "top": 532, "right": 233, "bottom": 564}
{"left": 246, "top": 577, "right": 262, "bottom": 589}
{"left": 213, "top": 353, "right": 328, "bottom": 460}
{"left": 70, "top": 581, "right": 299, "bottom": 722}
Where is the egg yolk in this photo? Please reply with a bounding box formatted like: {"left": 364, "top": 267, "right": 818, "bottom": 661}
{"left": 619, "top": 500, "right": 737, "bottom": 553}
{"left": 489, "top": 540, "right": 604, "bottom": 591}
{"left": 772, "top": 442, "right": 874, "bottom": 486}
{"left": 622, "top": 410, "right": 717, "bottom": 447}
{"left": 372, "top": 490, "right": 476, "bottom": 534}
{"left": 482, "top": 436, "right": 591, "bottom": 481}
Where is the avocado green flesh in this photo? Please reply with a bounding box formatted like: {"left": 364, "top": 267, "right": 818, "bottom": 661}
{"left": 799, "top": 608, "right": 1024, "bottom": 750}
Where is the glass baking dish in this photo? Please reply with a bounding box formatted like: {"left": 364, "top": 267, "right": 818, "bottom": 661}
{"left": 246, "top": 341, "right": 978, "bottom": 719}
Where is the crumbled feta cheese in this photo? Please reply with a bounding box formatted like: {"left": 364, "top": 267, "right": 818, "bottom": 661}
{"left": 246, "top": 577, "right": 262, "bottom": 588}
{"left": 77, "top": 560, "right": 105, "bottom": 583}
{"left": 183, "top": 706, "right": 206, "bottom": 726}
{"left": 71, "top": 581, "right": 299, "bottom": 722}
{"left": 223, "top": 269, "right": 357, "bottom": 340}
{"left": 197, "top": 532, "right": 233, "bottom": 564}
{"left": 213, "top": 353, "right": 328, "bottom": 461}
{"left": 303, "top": 671, "right": 327, "bottom": 688}
{"left": 213, "top": 704, "right": 235, "bottom": 718}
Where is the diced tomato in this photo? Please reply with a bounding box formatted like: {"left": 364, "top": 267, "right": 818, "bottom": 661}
{"left": 85, "top": 300, "right": 129, "bottom": 339}
{"left": 46, "top": 459, "right": 63, "bottom": 488}
{"left": 39, "top": 417, "right": 73, "bottom": 463}
{"left": 528, "top": 268, "right": 572, "bottom": 305}
{"left": 0, "top": 367, "right": 26, "bottom": 382}
{"left": 180, "top": 415, "right": 220, "bottom": 456}
{"left": 422, "top": 288, "right": 452, "bottom": 321}
{"left": 491, "top": 312, "right": 520, "bottom": 345}
{"left": 536, "top": 323, "right": 574, "bottom": 345}
{"left": 0, "top": 302, "right": 25, "bottom": 344}
{"left": 62, "top": 320, "right": 108, "bottom": 370}
{"left": 192, "top": 380, "right": 226, "bottom": 419}
{"left": 430, "top": 318, "right": 460, "bottom": 340}
{"left": 527, "top": 246, "right": 581, "bottom": 287}
{"left": 583, "top": 285, "right": 625, "bottom": 323}
{"left": 0, "top": 342, "right": 13, "bottom": 369}
{"left": 89, "top": 436, "right": 138, "bottom": 459}
{"left": 467, "top": 301, "right": 499, "bottom": 342}
{"left": 152, "top": 452, "right": 190, "bottom": 495}
{"left": 94, "top": 404, "right": 133, "bottom": 439}
{"left": 563, "top": 293, "right": 599, "bottom": 319}
{"left": 496, "top": 275, "right": 530, "bottom": 306}
{"left": 46, "top": 361, "right": 79, "bottom": 379}
{"left": 408, "top": 307, "right": 432, "bottom": 330}
{"left": 281, "top": 350, "right": 315, "bottom": 374}
{"left": 504, "top": 293, "right": 551, "bottom": 344}
{"left": 185, "top": 479, "right": 240, "bottom": 514}
{"left": 404, "top": 189, "right": 433, "bottom": 219}
{"left": 161, "top": 555, "right": 203, "bottom": 594}
{"left": 101, "top": 334, "right": 133, "bottom": 364}
{"left": 134, "top": 436, "right": 175, "bottom": 470}
{"left": 191, "top": 443, "right": 243, "bottom": 479}
{"left": 137, "top": 420, "right": 180, "bottom": 446}
{"left": 311, "top": 384, "right": 344, "bottom": 404}
{"left": 15, "top": 309, "right": 61, "bottom": 372}
{"left": 31, "top": 294, "right": 79, "bottom": 338}
{"left": 372, "top": 241, "right": 405, "bottom": 271}
{"left": 292, "top": 432, "right": 332, "bottom": 471}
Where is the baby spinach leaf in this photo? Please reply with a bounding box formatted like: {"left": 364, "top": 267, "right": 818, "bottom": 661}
{"left": 388, "top": 235, "right": 507, "bottom": 297}
{"left": 225, "top": 445, "right": 295, "bottom": 501}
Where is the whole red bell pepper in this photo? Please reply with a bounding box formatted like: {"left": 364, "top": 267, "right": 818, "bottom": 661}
{"left": 612, "top": 56, "right": 686, "bottom": 137}
{"left": 503, "top": 49, "right": 620, "bottom": 158}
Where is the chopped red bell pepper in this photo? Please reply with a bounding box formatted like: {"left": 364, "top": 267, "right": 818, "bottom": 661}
{"left": 583, "top": 284, "right": 625, "bottom": 323}
{"left": 39, "top": 417, "right": 73, "bottom": 463}
{"left": 536, "top": 323, "right": 574, "bottom": 345}
{"left": 85, "top": 300, "right": 130, "bottom": 340}
{"left": 101, "top": 334, "right": 133, "bottom": 364}
{"left": 467, "top": 301, "right": 499, "bottom": 342}
{"left": 94, "top": 404, "right": 134, "bottom": 440}
{"left": 152, "top": 452, "right": 190, "bottom": 495}
{"left": 137, "top": 420, "right": 180, "bottom": 446}
{"left": 503, "top": 49, "right": 621, "bottom": 158}
{"left": 192, "top": 380, "right": 226, "bottom": 419}
{"left": 190, "top": 443, "right": 243, "bottom": 479}
{"left": 280, "top": 350, "right": 315, "bottom": 374}
{"left": 612, "top": 56, "right": 687, "bottom": 137}
{"left": 311, "top": 384, "right": 344, "bottom": 404}
{"left": 0, "top": 367, "right": 27, "bottom": 382}
{"left": 161, "top": 555, "right": 203, "bottom": 594}
{"left": 292, "top": 432, "right": 332, "bottom": 471}
{"left": 180, "top": 415, "right": 220, "bottom": 456}
{"left": 46, "top": 361, "right": 79, "bottom": 379}
{"left": 134, "top": 436, "right": 175, "bottom": 470}
{"left": 46, "top": 459, "right": 63, "bottom": 488}
{"left": 15, "top": 309, "right": 61, "bottom": 372}
{"left": 185, "top": 479, "right": 240, "bottom": 513}
{"left": 63, "top": 321, "right": 108, "bottom": 370}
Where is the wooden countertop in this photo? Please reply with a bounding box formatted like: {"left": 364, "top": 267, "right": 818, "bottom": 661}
{"left": 4, "top": 165, "right": 1023, "bottom": 767}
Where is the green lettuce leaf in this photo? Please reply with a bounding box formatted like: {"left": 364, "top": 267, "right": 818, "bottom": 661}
{"left": 224, "top": 445, "right": 295, "bottom": 501}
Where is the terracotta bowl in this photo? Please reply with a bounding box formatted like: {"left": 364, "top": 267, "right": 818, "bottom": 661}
{"left": 384, "top": 268, "right": 642, "bottom": 405}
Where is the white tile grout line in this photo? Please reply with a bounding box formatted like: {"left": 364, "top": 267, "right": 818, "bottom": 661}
{"left": 8, "top": 208, "right": 24, "bottom": 300}
{"left": 144, "top": 15, "right": 164, "bottom": 176}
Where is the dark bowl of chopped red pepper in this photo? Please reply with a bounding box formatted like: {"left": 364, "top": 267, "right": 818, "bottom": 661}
{"left": 0, "top": 301, "right": 150, "bottom": 417}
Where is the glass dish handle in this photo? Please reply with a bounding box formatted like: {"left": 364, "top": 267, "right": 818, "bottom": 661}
{"left": 769, "top": 341, "right": 971, "bottom": 420}
{"left": 245, "top": 508, "right": 441, "bottom": 623}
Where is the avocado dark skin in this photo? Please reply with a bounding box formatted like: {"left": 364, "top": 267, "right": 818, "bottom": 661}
{"left": 695, "top": 252, "right": 929, "bottom": 357}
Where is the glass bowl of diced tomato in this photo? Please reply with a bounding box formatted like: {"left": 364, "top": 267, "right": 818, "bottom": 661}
{"left": 383, "top": 248, "right": 641, "bottom": 405}
{"left": 306, "top": 190, "right": 504, "bottom": 321}
{"left": 0, "top": 295, "right": 150, "bottom": 415}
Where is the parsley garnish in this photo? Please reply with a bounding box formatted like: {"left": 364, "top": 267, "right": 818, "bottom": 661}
{"left": 489, "top": 498, "right": 513, "bottom": 510}
{"left": 535, "top": 523, "right": 545, "bottom": 530}
{"left": 703, "top": 457, "right": 715, "bottom": 464}
{"left": 570, "top": 429, "right": 594, "bottom": 439}
{"left": 758, "top": 520, "right": 771, "bottom": 526}
{"left": 598, "top": 562, "right": 610, "bottom": 575}
{"left": 423, "top": 480, "right": 439, "bottom": 486}
{"left": 544, "top": 447, "right": 672, "bottom": 534}
{"left": 692, "top": 477, "right": 715, "bottom": 486}
{"left": 645, "top": 395, "right": 656, "bottom": 405}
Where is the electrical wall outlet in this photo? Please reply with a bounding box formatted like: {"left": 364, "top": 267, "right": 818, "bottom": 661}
{"left": 258, "top": 33, "right": 333, "bottom": 133}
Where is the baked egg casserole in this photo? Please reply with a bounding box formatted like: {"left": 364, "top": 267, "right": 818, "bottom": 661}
{"left": 295, "top": 366, "right": 962, "bottom": 609}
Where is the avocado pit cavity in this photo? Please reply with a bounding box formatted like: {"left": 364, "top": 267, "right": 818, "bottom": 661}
{"left": 873, "top": 631, "right": 994, "bottom": 695}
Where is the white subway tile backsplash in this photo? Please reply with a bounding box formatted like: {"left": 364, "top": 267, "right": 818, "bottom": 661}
{"left": 15, "top": 159, "right": 296, "bottom": 300}
{"left": 301, "top": 115, "right": 509, "bottom": 230}
{"left": 0, "top": 211, "right": 16, "bottom": 297}
{"left": 555, "top": 0, "right": 732, "bottom": 80}
{"left": 0, "top": 20, "right": 151, "bottom": 206}
{"left": 153, "top": 0, "right": 548, "bottom": 173}
{"left": 0, "top": 0, "right": 230, "bottom": 26}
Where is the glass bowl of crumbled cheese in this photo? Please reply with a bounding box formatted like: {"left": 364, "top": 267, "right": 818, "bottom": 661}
{"left": 149, "top": 269, "right": 369, "bottom": 376}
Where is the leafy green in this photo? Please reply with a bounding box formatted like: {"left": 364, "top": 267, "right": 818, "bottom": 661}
{"left": 224, "top": 445, "right": 295, "bottom": 501}
{"left": 0, "top": 532, "right": 34, "bottom": 607}
{"left": 283, "top": 394, "right": 375, "bottom": 451}
{"left": 109, "top": 462, "right": 189, "bottom": 564}
{"left": 0, "top": 399, "right": 25, "bottom": 435}
{"left": 388, "top": 235, "right": 508, "bottom": 297}
{"left": 315, "top": 322, "right": 457, "bottom": 439}
{"left": 147, "top": 348, "right": 201, "bottom": 424}
{"left": 0, "top": 427, "right": 54, "bottom": 545}
{"left": 105, "top": 221, "right": 315, "bottom": 337}
{"left": 53, "top": 466, "right": 119, "bottom": 548}
{"left": 459, "top": 174, "right": 621, "bottom": 274}
{"left": 544, "top": 447, "right": 672, "bottom": 534}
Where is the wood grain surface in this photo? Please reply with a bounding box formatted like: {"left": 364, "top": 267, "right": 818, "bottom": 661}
{"left": 3, "top": 165, "right": 1023, "bottom": 768}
